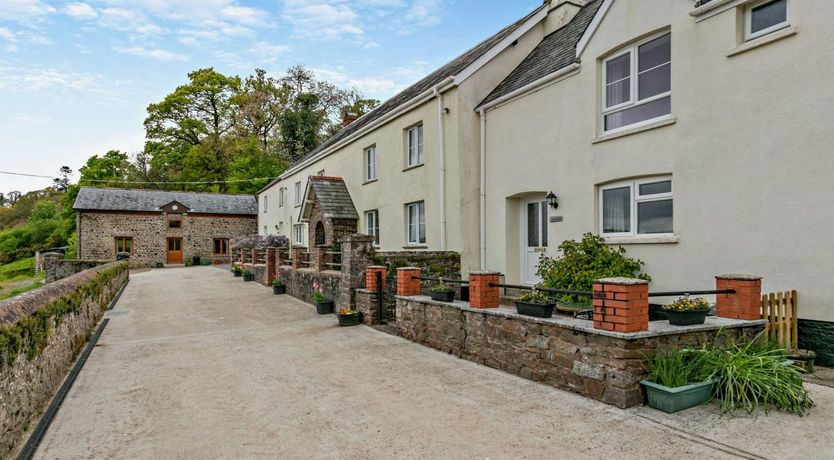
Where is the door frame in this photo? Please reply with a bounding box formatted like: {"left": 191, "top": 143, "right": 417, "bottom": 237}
{"left": 166, "top": 237, "right": 183, "bottom": 264}
{"left": 519, "top": 196, "right": 548, "bottom": 286}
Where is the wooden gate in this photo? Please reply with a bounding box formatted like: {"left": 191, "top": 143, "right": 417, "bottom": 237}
{"left": 761, "top": 290, "right": 798, "bottom": 351}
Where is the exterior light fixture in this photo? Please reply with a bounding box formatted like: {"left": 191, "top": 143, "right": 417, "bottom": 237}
{"left": 546, "top": 192, "right": 559, "bottom": 210}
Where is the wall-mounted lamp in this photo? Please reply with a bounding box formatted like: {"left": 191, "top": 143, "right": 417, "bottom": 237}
{"left": 546, "top": 192, "right": 559, "bottom": 210}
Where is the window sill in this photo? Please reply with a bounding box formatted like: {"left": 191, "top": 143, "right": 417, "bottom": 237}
{"left": 592, "top": 117, "right": 676, "bottom": 144}
{"left": 403, "top": 245, "right": 428, "bottom": 249}
{"left": 727, "top": 26, "right": 796, "bottom": 57}
{"left": 403, "top": 163, "right": 425, "bottom": 172}
{"left": 363, "top": 179, "right": 378, "bottom": 185}
{"left": 603, "top": 235, "right": 679, "bottom": 245}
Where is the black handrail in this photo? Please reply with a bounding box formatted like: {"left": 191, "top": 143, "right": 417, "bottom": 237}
{"left": 648, "top": 289, "right": 735, "bottom": 297}
{"left": 412, "top": 276, "right": 469, "bottom": 285}
{"left": 490, "top": 282, "right": 593, "bottom": 297}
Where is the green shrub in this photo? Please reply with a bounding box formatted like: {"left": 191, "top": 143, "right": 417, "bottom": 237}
{"left": 647, "top": 348, "right": 706, "bottom": 388}
{"left": 312, "top": 291, "right": 329, "bottom": 303}
{"left": 272, "top": 278, "right": 284, "bottom": 287}
{"left": 518, "top": 289, "right": 554, "bottom": 304}
{"left": 429, "top": 282, "right": 454, "bottom": 293}
{"left": 536, "top": 233, "right": 650, "bottom": 303}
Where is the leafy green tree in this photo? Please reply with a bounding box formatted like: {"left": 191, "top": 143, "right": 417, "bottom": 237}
{"left": 279, "top": 93, "right": 323, "bottom": 163}
{"left": 235, "top": 69, "right": 289, "bottom": 151}
{"left": 79, "top": 151, "right": 131, "bottom": 186}
{"left": 53, "top": 166, "right": 73, "bottom": 192}
{"left": 227, "top": 137, "right": 287, "bottom": 194}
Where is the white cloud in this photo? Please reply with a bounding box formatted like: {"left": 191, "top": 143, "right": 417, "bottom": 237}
{"left": 113, "top": 46, "right": 188, "bottom": 62}
{"left": 401, "top": 0, "right": 442, "bottom": 31}
{"left": 0, "top": 65, "right": 102, "bottom": 92}
{"left": 98, "top": 8, "right": 164, "bottom": 35}
{"left": 64, "top": 2, "right": 98, "bottom": 20}
{"left": 362, "top": 41, "right": 380, "bottom": 49}
{"left": 0, "top": 0, "right": 56, "bottom": 22}
{"left": 282, "top": 1, "right": 364, "bottom": 40}
{"left": 221, "top": 5, "right": 268, "bottom": 27}
{"left": 249, "top": 42, "right": 290, "bottom": 64}
{"left": 311, "top": 67, "right": 401, "bottom": 98}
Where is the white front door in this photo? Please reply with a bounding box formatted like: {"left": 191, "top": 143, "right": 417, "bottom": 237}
{"left": 521, "top": 199, "right": 548, "bottom": 285}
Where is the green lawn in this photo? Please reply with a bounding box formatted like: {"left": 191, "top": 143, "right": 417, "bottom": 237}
{"left": 0, "top": 257, "right": 44, "bottom": 300}
{"left": 0, "top": 257, "right": 35, "bottom": 280}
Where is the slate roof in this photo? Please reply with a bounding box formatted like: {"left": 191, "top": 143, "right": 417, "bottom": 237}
{"left": 260, "top": 5, "right": 545, "bottom": 193}
{"left": 301, "top": 177, "right": 358, "bottom": 221}
{"left": 73, "top": 187, "right": 258, "bottom": 215}
{"left": 478, "top": 0, "right": 604, "bottom": 108}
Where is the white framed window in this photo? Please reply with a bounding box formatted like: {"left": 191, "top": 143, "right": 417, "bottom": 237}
{"left": 264, "top": 226, "right": 268, "bottom": 235}
{"left": 602, "top": 32, "right": 671, "bottom": 133}
{"left": 364, "top": 145, "right": 377, "bottom": 181}
{"left": 406, "top": 124, "right": 424, "bottom": 167}
{"left": 600, "top": 177, "right": 673, "bottom": 237}
{"left": 294, "top": 181, "right": 302, "bottom": 207}
{"left": 405, "top": 201, "right": 426, "bottom": 245}
{"left": 745, "top": 0, "right": 788, "bottom": 41}
{"left": 294, "top": 224, "right": 304, "bottom": 245}
{"left": 365, "top": 210, "right": 380, "bottom": 246}
{"left": 263, "top": 195, "right": 268, "bottom": 214}
{"left": 279, "top": 188, "right": 285, "bottom": 207}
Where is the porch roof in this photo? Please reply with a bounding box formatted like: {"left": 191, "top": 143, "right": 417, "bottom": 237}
{"left": 299, "top": 177, "right": 359, "bottom": 222}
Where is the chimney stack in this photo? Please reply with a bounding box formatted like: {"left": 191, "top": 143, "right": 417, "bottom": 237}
{"left": 343, "top": 112, "right": 359, "bottom": 127}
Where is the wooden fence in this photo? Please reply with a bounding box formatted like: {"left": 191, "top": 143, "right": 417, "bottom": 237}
{"left": 761, "top": 290, "right": 798, "bottom": 351}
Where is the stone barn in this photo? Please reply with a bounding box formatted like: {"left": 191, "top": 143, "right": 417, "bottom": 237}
{"left": 73, "top": 187, "right": 257, "bottom": 267}
{"left": 298, "top": 176, "right": 359, "bottom": 248}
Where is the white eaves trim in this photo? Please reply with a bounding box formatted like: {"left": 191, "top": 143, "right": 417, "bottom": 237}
{"left": 453, "top": 5, "right": 549, "bottom": 85}
{"left": 576, "top": 0, "right": 614, "bottom": 58}
{"left": 477, "top": 62, "right": 581, "bottom": 112}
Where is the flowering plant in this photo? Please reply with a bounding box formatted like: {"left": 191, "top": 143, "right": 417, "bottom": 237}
{"left": 312, "top": 280, "right": 329, "bottom": 302}
{"left": 663, "top": 296, "right": 712, "bottom": 312}
{"left": 429, "top": 282, "right": 455, "bottom": 293}
{"left": 519, "top": 287, "right": 553, "bottom": 304}
{"left": 337, "top": 308, "right": 358, "bottom": 315}
{"left": 271, "top": 278, "right": 284, "bottom": 287}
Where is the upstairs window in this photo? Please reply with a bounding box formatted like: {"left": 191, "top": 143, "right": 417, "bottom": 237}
{"left": 406, "top": 124, "right": 424, "bottom": 167}
{"left": 294, "top": 181, "right": 302, "bottom": 207}
{"left": 406, "top": 201, "right": 426, "bottom": 245}
{"left": 294, "top": 223, "right": 304, "bottom": 245}
{"left": 746, "top": 0, "right": 788, "bottom": 40}
{"left": 263, "top": 195, "right": 268, "bottom": 214}
{"left": 600, "top": 178, "right": 673, "bottom": 237}
{"left": 603, "top": 32, "right": 671, "bottom": 133}
{"left": 168, "top": 213, "right": 182, "bottom": 228}
{"left": 364, "top": 145, "right": 377, "bottom": 182}
{"left": 365, "top": 210, "right": 380, "bottom": 246}
{"left": 279, "top": 187, "right": 285, "bottom": 207}
{"left": 115, "top": 237, "right": 133, "bottom": 254}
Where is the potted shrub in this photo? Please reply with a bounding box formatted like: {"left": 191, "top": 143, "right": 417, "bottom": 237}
{"left": 429, "top": 283, "right": 456, "bottom": 302}
{"left": 515, "top": 288, "right": 556, "bottom": 318}
{"left": 242, "top": 270, "right": 254, "bottom": 282}
{"left": 312, "top": 281, "right": 333, "bottom": 314}
{"left": 663, "top": 296, "right": 711, "bottom": 326}
{"left": 641, "top": 348, "right": 714, "bottom": 414}
{"left": 337, "top": 308, "right": 361, "bottom": 327}
{"left": 272, "top": 278, "right": 286, "bottom": 295}
{"left": 232, "top": 265, "right": 243, "bottom": 277}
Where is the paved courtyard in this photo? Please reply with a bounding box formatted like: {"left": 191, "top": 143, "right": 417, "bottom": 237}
{"left": 36, "top": 266, "right": 834, "bottom": 459}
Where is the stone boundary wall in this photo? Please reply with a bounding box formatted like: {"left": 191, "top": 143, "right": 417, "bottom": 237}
{"left": 396, "top": 296, "right": 765, "bottom": 408}
{"left": 274, "top": 267, "right": 342, "bottom": 309}
{"left": 43, "top": 255, "right": 110, "bottom": 283}
{"left": 0, "top": 261, "right": 128, "bottom": 457}
{"left": 371, "top": 251, "right": 461, "bottom": 320}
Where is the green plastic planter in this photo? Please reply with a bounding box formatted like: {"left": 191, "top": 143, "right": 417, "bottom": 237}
{"left": 641, "top": 380, "right": 714, "bottom": 413}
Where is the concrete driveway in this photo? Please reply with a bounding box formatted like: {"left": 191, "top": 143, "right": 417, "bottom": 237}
{"left": 36, "top": 266, "right": 834, "bottom": 459}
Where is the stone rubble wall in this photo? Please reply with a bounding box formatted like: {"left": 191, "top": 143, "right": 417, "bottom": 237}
{"left": 396, "top": 296, "right": 764, "bottom": 408}
{"left": 43, "top": 255, "right": 109, "bottom": 283}
{"left": 371, "top": 251, "right": 461, "bottom": 321}
{"left": 274, "top": 267, "right": 342, "bottom": 309}
{"left": 0, "top": 261, "right": 129, "bottom": 458}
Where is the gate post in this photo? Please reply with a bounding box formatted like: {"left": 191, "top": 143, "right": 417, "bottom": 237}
{"left": 592, "top": 278, "right": 649, "bottom": 333}
{"left": 469, "top": 272, "right": 500, "bottom": 309}
{"left": 397, "top": 267, "right": 422, "bottom": 296}
{"left": 715, "top": 274, "right": 762, "bottom": 320}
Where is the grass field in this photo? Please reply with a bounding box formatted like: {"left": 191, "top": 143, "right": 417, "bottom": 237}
{"left": 0, "top": 257, "right": 45, "bottom": 300}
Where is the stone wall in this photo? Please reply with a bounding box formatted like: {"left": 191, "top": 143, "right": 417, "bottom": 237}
{"left": 798, "top": 319, "right": 834, "bottom": 367}
{"left": 274, "top": 267, "right": 342, "bottom": 308}
{"left": 78, "top": 211, "right": 256, "bottom": 267}
{"left": 0, "top": 261, "right": 128, "bottom": 457}
{"left": 43, "top": 255, "right": 109, "bottom": 283}
{"left": 396, "top": 296, "right": 765, "bottom": 408}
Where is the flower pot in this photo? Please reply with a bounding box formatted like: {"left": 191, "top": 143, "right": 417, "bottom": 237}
{"left": 641, "top": 380, "right": 714, "bottom": 413}
{"left": 243, "top": 274, "right": 254, "bottom": 282}
{"left": 429, "top": 290, "right": 455, "bottom": 302}
{"left": 555, "top": 301, "right": 592, "bottom": 316}
{"left": 273, "top": 285, "right": 286, "bottom": 295}
{"left": 665, "top": 310, "right": 708, "bottom": 326}
{"left": 315, "top": 300, "right": 334, "bottom": 314}
{"left": 233, "top": 272, "right": 242, "bottom": 277}
{"left": 338, "top": 313, "right": 361, "bottom": 327}
{"left": 515, "top": 300, "right": 555, "bottom": 318}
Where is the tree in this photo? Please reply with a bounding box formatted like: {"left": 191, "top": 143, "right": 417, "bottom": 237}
{"left": 7, "top": 191, "right": 20, "bottom": 205}
{"left": 235, "top": 69, "right": 289, "bottom": 152}
{"left": 52, "top": 166, "right": 73, "bottom": 192}
{"left": 79, "top": 151, "right": 131, "bottom": 186}
{"left": 0, "top": 193, "right": 6, "bottom": 208}
{"left": 279, "top": 93, "right": 323, "bottom": 163}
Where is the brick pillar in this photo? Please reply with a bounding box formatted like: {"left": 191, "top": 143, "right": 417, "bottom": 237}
{"left": 250, "top": 248, "right": 258, "bottom": 265}
{"left": 366, "top": 266, "right": 387, "bottom": 292}
{"left": 716, "top": 274, "right": 762, "bottom": 320}
{"left": 469, "top": 272, "right": 500, "bottom": 309}
{"left": 338, "top": 234, "right": 375, "bottom": 310}
{"left": 276, "top": 247, "right": 285, "bottom": 266}
{"left": 313, "top": 246, "right": 327, "bottom": 272}
{"left": 292, "top": 246, "right": 306, "bottom": 269}
{"left": 592, "top": 278, "right": 649, "bottom": 333}
{"left": 397, "top": 267, "right": 421, "bottom": 296}
{"left": 266, "top": 247, "right": 277, "bottom": 283}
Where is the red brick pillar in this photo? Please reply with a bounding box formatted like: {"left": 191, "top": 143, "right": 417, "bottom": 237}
{"left": 266, "top": 247, "right": 277, "bottom": 282}
{"left": 593, "top": 278, "right": 649, "bottom": 333}
{"left": 313, "top": 246, "right": 327, "bottom": 272}
{"left": 366, "top": 266, "right": 387, "bottom": 292}
{"left": 716, "top": 274, "right": 762, "bottom": 320}
{"left": 469, "top": 272, "right": 500, "bottom": 309}
{"left": 276, "top": 248, "right": 285, "bottom": 266}
{"left": 292, "top": 246, "right": 306, "bottom": 269}
{"left": 397, "top": 267, "right": 421, "bottom": 296}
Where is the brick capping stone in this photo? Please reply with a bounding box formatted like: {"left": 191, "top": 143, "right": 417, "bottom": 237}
{"left": 593, "top": 277, "right": 649, "bottom": 333}
{"left": 715, "top": 274, "right": 762, "bottom": 321}
{"left": 396, "top": 267, "right": 422, "bottom": 296}
{"left": 395, "top": 295, "right": 765, "bottom": 408}
{"left": 469, "top": 272, "right": 500, "bottom": 309}
{"left": 365, "top": 266, "right": 387, "bottom": 292}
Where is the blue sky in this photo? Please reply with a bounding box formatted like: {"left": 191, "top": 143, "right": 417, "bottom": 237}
{"left": 0, "top": 0, "right": 538, "bottom": 194}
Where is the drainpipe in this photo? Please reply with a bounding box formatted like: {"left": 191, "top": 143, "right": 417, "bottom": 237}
{"left": 435, "top": 87, "right": 447, "bottom": 251}
{"left": 479, "top": 108, "right": 487, "bottom": 271}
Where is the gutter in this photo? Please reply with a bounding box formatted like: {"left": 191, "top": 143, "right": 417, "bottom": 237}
{"left": 276, "top": 76, "right": 456, "bottom": 184}
{"left": 477, "top": 62, "right": 581, "bottom": 112}
{"left": 434, "top": 87, "right": 447, "bottom": 251}
{"left": 479, "top": 109, "right": 487, "bottom": 271}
